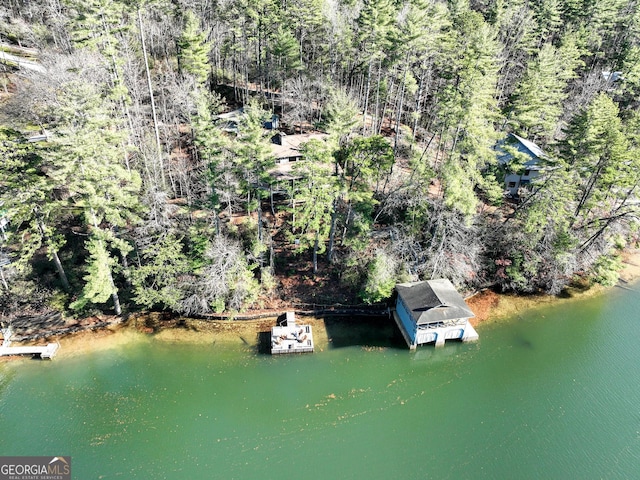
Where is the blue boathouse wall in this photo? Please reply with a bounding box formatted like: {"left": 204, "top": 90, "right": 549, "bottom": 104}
{"left": 395, "top": 297, "right": 417, "bottom": 345}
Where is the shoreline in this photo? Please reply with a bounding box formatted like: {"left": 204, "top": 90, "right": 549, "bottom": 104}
{"left": 3, "top": 249, "right": 640, "bottom": 359}
{"left": 466, "top": 248, "right": 640, "bottom": 325}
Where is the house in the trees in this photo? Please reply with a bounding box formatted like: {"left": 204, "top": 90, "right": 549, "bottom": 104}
{"left": 215, "top": 108, "right": 244, "bottom": 133}
{"left": 268, "top": 132, "right": 330, "bottom": 181}
{"left": 392, "top": 279, "right": 478, "bottom": 350}
{"left": 496, "top": 133, "right": 549, "bottom": 197}
{"left": 270, "top": 132, "right": 329, "bottom": 164}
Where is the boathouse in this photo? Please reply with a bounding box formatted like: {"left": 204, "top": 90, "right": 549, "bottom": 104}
{"left": 271, "top": 312, "right": 314, "bottom": 354}
{"left": 392, "top": 279, "right": 478, "bottom": 349}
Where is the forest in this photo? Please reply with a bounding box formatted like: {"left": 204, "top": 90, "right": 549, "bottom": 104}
{"left": 0, "top": 0, "right": 639, "bottom": 319}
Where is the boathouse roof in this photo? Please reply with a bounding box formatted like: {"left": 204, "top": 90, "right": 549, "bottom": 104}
{"left": 396, "top": 279, "right": 474, "bottom": 325}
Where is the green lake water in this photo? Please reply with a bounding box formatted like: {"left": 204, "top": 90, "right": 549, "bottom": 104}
{"left": 1, "top": 284, "right": 640, "bottom": 479}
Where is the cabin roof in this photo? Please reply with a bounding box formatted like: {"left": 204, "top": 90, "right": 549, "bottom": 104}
{"left": 396, "top": 279, "right": 474, "bottom": 325}
{"left": 510, "top": 133, "right": 546, "bottom": 160}
{"left": 496, "top": 133, "right": 548, "bottom": 169}
{"left": 270, "top": 133, "right": 328, "bottom": 159}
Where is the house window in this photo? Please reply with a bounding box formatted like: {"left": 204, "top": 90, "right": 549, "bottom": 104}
{"left": 524, "top": 169, "right": 531, "bottom": 176}
{"left": 507, "top": 181, "right": 516, "bottom": 188}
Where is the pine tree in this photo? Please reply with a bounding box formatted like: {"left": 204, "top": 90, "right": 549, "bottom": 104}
{"left": 560, "top": 93, "right": 630, "bottom": 224}
{"left": 289, "top": 139, "right": 338, "bottom": 274}
{"left": 356, "top": 0, "right": 396, "bottom": 132}
{"left": 44, "top": 78, "right": 141, "bottom": 314}
{"left": 70, "top": 235, "right": 120, "bottom": 312}
{"left": 0, "top": 128, "right": 70, "bottom": 290}
{"left": 532, "top": 0, "right": 563, "bottom": 44}
{"left": 233, "top": 99, "right": 275, "bottom": 213}
{"left": 131, "top": 233, "right": 190, "bottom": 310}
{"left": 436, "top": 8, "right": 501, "bottom": 217}
{"left": 508, "top": 34, "right": 583, "bottom": 142}
{"left": 177, "top": 10, "right": 210, "bottom": 86}
{"left": 191, "top": 90, "right": 229, "bottom": 220}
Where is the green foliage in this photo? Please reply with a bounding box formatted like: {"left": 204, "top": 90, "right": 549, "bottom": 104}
{"left": 323, "top": 88, "right": 359, "bottom": 147}
{"left": 441, "top": 159, "right": 479, "bottom": 217}
{"left": 0, "top": 128, "right": 54, "bottom": 272}
{"left": 70, "top": 236, "right": 115, "bottom": 311}
{"left": 191, "top": 90, "right": 228, "bottom": 211}
{"left": 270, "top": 25, "right": 302, "bottom": 79}
{"left": 343, "top": 135, "right": 394, "bottom": 193}
{"left": 131, "top": 234, "right": 190, "bottom": 310}
{"left": 3, "top": 0, "right": 640, "bottom": 316}
{"left": 561, "top": 93, "right": 631, "bottom": 222}
{"left": 508, "top": 37, "right": 583, "bottom": 142}
{"left": 360, "top": 250, "right": 397, "bottom": 303}
{"left": 437, "top": 10, "right": 501, "bottom": 217}
{"left": 288, "top": 140, "right": 338, "bottom": 260}
{"left": 591, "top": 253, "right": 622, "bottom": 287}
{"left": 233, "top": 99, "right": 275, "bottom": 198}
{"left": 357, "top": 0, "right": 395, "bottom": 57}
{"left": 177, "top": 10, "right": 210, "bottom": 85}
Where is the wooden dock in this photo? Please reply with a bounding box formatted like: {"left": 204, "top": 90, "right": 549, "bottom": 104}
{"left": 0, "top": 326, "right": 60, "bottom": 359}
{"left": 271, "top": 312, "right": 314, "bottom": 355}
{"left": 0, "top": 343, "right": 60, "bottom": 359}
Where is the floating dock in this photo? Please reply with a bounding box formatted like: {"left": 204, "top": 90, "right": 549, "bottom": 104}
{"left": 0, "top": 326, "right": 59, "bottom": 359}
{"left": 271, "top": 312, "right": 314, "bottom": 354}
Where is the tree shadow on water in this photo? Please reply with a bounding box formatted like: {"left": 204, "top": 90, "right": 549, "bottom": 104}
{"left": 324, "top": 315, "right": 406, "bottom": 350}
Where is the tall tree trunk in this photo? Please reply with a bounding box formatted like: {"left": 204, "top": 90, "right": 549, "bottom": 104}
{"left": 412, "top": 67, "right": 427, "bottom": 142}
{"left": 111, "top": 287, "right": 122, "bottom": 316}
{"left": 36, "top": 219, "right": 70, "bottom": 291}
{"left": 362, "top": 57, "right": 373, "bottom": 133}
{"left": 373, "top": 57, "right": 382, "bottom": 134}
{"left": 51, "top": 250, "right": 70, "bottom": 291}
{"left": 327, "top": 201, "right": 339, "bottom": 263}
{"left": 313, "top": 231, "right": 319, "bottom": 275}
{"left": 0, "top": 266, "right": 8, "bottom": 290}
{"left": 393, "top": 61, "right": 409, "bottom": 159}
{"left": 138, "top": 8, "right": 165, "bottom": 189}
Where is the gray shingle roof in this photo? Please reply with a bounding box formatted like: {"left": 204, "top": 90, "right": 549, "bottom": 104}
{"left": 396, "top": 279, "right": 474, "bottom": 325}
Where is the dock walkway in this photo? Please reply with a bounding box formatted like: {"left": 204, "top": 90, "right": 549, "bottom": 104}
{"left": 0, "top": 326, "right": 59, "bottom": 359}
{"left": 0, "top": 343, "right": 60, "bottom": 359}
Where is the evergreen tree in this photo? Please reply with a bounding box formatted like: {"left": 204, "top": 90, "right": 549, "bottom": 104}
{"left": 131, "top": 233, "right": 190, "bottom": 310}
{"left": 233, "top": 99, "right": 275, "bottom": 213}
{"left": 495, "top": 165, "right": 578, "bottom": 293}
{"left": 191, "top": 90, "right": 229, "bottom": 220}
{"left": 70, "top": 235, "right": 121, "bottom": 312}
{"left": 43, "top": 78, "right": 141, "bottom": 314}
{"left": 356, "top": 0, "right": 396, "bottom": 131}
{"left": 508, "top": 36, "right": 582, "bottom": 143}
{"left": 532, "top": 0, "right": 563, "bottom": 44}
{"left": 323, "top": 87, "right": 359, "bottom": 148}
{"left": 437, "top": 8, "right": 501, "bottom": 216}
{"left": 0, "top": 128, "right": 70, "bottom": 290}
{"left": 560, "top": 93, "right": 630, "bottom": 224}
{"left": 289, "top": 139, "right": 338, "bottom": 274}
{"left": 177, "top": 10, "right": 210, "bottom": 86}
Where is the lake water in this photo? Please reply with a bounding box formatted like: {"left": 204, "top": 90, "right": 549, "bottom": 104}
{"left": 1, "top": 284, "right": 640, "bottom": 479}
